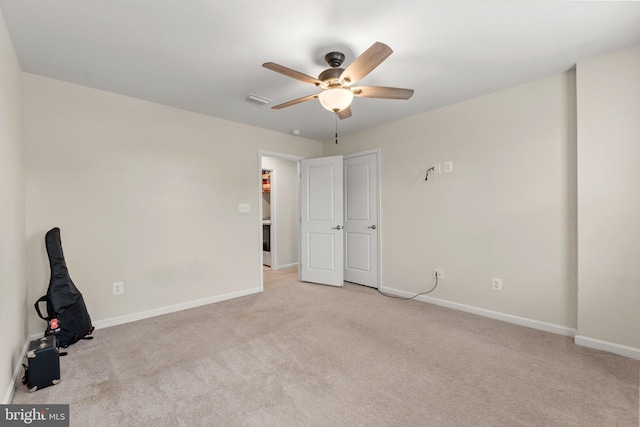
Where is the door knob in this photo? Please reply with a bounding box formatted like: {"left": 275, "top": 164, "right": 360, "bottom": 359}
{"left": 332, "top": 225, "right": 342, "bottom": 230}
{"left": 368, "top": 225, "right": 377, "bottom": 230}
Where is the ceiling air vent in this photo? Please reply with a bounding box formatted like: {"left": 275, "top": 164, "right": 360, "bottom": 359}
{"left": 243, "top": 93, "right": 272, "bottom": 106}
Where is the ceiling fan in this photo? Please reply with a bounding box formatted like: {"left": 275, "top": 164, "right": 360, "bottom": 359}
{"left": 262, "top": 42, "right": 414, "bottom": 119}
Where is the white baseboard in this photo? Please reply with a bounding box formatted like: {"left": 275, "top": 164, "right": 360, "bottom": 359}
{"left": 379, "top": 286, "right": 576, "bottom": 337}
{"left": 575, "top": 335, "right": 640, "bottom": 360}
{"left": 272, "top": 263, "right": 298, "bottom": 271}
{"left": 3, "top": 332, "right": 42, "bottom": 404}
{"left": 93, "top": 286, "right": 262, "bottom": 329}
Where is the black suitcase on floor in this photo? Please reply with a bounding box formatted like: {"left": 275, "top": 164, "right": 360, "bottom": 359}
{"left": 24, "top": 335, "right": 61, "bottom": 392}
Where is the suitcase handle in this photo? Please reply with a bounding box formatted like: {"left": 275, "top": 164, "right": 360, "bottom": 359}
{"left": 34, "top": 296, "right": 50, "bottom": 320}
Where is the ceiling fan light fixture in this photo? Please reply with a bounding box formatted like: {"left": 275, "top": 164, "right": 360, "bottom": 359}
{"left": 264, "top": 42, "right": 412, "bottom": 119}
{"left": 318, "top": 88, "right": 354, "bottom": 112}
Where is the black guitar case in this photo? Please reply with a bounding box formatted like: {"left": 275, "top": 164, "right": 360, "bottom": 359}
{"left": 34, "top": 227, "right": 94, "bottom": 347}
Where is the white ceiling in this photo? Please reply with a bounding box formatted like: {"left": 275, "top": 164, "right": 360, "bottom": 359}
{"left": 2, "top": 1, "right": 639, "bottom": 142}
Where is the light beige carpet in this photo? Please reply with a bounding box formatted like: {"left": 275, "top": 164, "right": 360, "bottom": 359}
{"left": 12, "top": 268, "right": 640, "bottom": 426}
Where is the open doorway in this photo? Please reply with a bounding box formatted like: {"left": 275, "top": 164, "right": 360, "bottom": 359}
{"left": 258, "top": 151, "right": 303, "bottom": 289}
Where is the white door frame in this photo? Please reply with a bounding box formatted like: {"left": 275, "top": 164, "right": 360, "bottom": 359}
{"left": 344, "top": 148, "right": 382, "bottom": 289}
{"left": 258, "top": 150, "right": 304, "bottom": 291}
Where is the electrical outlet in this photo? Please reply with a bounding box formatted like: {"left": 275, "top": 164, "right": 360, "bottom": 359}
{"left": 431, "top": 163, "right": 441, "bottom": 173}
{"left": 492, "top": 278, "right": 502, "bottom": 291}
{"left": 433, "top": 269, "right": 444, "bottom": 279}
{"left": 444, "top": 161, "right": 453, "bottom": 173}
{"left": 113, "top": 282, "right": 124, "bottom": 295}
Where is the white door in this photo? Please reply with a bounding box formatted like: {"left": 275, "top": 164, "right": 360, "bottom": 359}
{"left": 300, "top": 156, "right": 344, "bottom": 286}
{"left": 344, "top": 153, "right": 378, "bottom": 287}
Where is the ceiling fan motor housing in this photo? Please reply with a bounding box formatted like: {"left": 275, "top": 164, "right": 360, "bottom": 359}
{"left": 318, "top": 67, "right": 344, "bottom": 84}
{"left": 320, "top": 51, "right": 347, "bottom": 85}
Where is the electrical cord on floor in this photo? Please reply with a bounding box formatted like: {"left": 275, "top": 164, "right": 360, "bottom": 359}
{"left": 376, "top": 276, "right": 439, "bottom": 300}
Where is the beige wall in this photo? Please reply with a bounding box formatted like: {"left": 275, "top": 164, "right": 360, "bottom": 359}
{"left": 262, "top": 156, "right": 299, "bottom": 269}
{"left": 0, "top": 9, "right": 27, "bottom": 403}
{"left": 23, "top": 74, "right": 322, "bottom": 334}
{"left": 324, "top": 72, "right": 578, "bottom": 329}
{"left": 576, "top": 44, "right": 640, "bottom": 349}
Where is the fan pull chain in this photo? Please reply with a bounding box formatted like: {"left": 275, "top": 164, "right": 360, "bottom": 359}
{"left": 335, "top": 114, "right": 338, "bottom": 145}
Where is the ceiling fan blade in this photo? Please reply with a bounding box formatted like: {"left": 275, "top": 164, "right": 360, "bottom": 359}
{"left": 351, "top": 86, "right": 414, "bottom": 100}
{"left": 336, "top": 106, "right": 352, "bottom": 120}
{"left": 271, "top": 94, "right": 319, "bottom": 109}
{"left": 263, "top": 62, "right": 323, "bottom": 86}
{"left": 339, "top": 42, "right": 393, "bottom": 86}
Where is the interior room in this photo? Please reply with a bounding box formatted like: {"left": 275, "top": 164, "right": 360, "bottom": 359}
{"left": 1, "top": 1, "right": 639, "bottom": 425}
{"left": 260, "top": 154, "right": 300, "bottom": 272}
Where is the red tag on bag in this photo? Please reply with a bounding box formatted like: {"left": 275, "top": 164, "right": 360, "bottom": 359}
{"left": 50, "top": 318, "right": 58, "bottom": 329}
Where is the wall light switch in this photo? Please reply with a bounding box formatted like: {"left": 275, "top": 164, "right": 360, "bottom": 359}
{"left": 239, "top": 203, "right": 250, "bottom": 213}
{"left": 444, "top": 161, "right": 453, "bottom": 173}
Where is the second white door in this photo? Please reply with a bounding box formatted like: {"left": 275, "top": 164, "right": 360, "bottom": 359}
{"left": 344, "top": 152, "right": 378, "bottom": 287}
